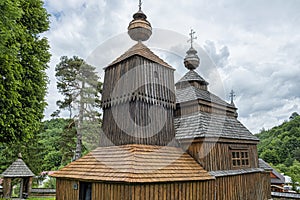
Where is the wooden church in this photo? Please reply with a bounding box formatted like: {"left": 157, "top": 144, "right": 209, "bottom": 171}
{"left": 52, "top": 3, "right": 271, "bottom": 200}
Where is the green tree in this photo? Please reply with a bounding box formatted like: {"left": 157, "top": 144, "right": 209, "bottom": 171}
{"left": 59, "top": 119, "right": 76, "bottom": 165}
{"left": 260, "top": 149, "right": 280, "bottom": 165}
{"left": 0, "top": 138, "right": 44, "bottom": 175}
{"left": 257, "top": 114, "right": 300, "bottom": 190}
{"left": 0, "top": 118, "right": 70, "bottom": 174}
{"left": 290, "top": 112, "right": 299, "bottom": 120}
{"left": 39, "top": 118, "right": 68, "bottom": 170}
{"left": 288, "top": 160, "right": 300, "bottom": 191}
{"left": 0, "top": 0, "right": 50, "bottom": 143}
{"left": 54, "top": 56, "right": 102, "bottom": 160}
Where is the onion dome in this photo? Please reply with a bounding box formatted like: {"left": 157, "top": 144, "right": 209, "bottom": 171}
{"left": 128, "top": 2, "right": 152, "bottom": 41}
{"left": 184, "top": 29, "right": 200, "bottom": 70}
{"left": 184, "top": 46, "right": 200, "bottom": 70}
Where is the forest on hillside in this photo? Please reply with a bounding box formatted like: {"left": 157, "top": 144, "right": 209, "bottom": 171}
{"left": 257, "top": 112, "right": 300, "bottom": 189}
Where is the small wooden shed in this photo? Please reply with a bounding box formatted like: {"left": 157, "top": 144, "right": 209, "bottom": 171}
{"left": 1, "top": 155, "right": 34, "bottom": 198}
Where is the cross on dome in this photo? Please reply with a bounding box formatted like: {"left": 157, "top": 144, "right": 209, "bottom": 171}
{"left": 188, "top": 29, "right": 197, "bottom": 48}
{"left": 230, "top": 89, "right": 236, "bottom": 105}
{"left": 139, "top": 0, "right": 142, "bottom": 10}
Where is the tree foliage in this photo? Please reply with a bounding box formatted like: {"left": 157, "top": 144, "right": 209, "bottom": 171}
{"left": 257, "top": 113, "right": 300, "bottom": 185}
{"left": 0, "top": 0, "right": 50, "bottom": 143}
{"left": 53, "top": 56, "right": 102, "bottom": 160}
{"left": 0, "top": 118, "right": 72, "bottom": 174}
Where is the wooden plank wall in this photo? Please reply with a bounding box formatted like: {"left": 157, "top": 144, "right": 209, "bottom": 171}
{"left": 56, "top": 179, "right": 79, "bottom": 200}
{"left": 92, "top": 180, "right": 215, "bottom": 200}
{"left": 175, "top": 102, "right": 236, "bottom": 118}
{"left": 56, "top": 174, "right": 270, "bottom": 200}
{"left": 102, "top": 56, "right": 175, "bottom": 108}
{"left": 187, "top": 142, "right": 259, "bottom": 171}
{"left": 215, "top": 171, "right": 271, "bottom": 200}
{"left": 2, "top": 178, "right": 11, "bottom": 198}
{"left": 101, "top": 101, "right": 175, "bottom": 146}
{"left": 100, "top": 56, "right": 177, "bottom": 147}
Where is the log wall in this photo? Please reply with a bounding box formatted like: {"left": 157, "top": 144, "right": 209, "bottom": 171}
{"left": 186, "top": 142, "right": 259, "bottom": 171}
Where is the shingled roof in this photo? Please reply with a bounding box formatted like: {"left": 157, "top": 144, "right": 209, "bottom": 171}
{"left": 1, "top": 158, "right": 34, "bottom": 178}
{"left": 107, "top": 41, "right": 173, "bottom": 69}
{"left": 259, "top": 159, "right": 285, "bottom": 184}
{"left": 176, "top": 70, "right": 208, "bottom": 85}
{"left": 174, "top": 112, "right": 259, "bottom": 141}
{"left": 176, "top": 85, "right": 234, "bottom": 108}
{"left": 52, "top": 144, "right": 213, "bottom": 183}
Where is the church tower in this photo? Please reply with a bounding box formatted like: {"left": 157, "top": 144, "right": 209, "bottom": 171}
{"left": 100, "top": 3, "right": 176, "bottom": 146}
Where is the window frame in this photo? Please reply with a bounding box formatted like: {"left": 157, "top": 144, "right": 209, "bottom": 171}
{"left": 229, "top": 145, "right": 250, "bottom": 168}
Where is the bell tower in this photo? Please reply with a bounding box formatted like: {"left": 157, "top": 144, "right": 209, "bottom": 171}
{"left": 100, "top": 2, "right": 176, "bottom": 147}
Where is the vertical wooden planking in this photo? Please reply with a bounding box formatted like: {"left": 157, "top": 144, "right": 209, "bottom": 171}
{"left": 154, "top": 183, "right": 159, "bottom": 200}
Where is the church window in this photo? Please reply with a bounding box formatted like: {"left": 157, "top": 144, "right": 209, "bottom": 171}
{"left": 231, "top": 150, "right": 249, "bottom": 167}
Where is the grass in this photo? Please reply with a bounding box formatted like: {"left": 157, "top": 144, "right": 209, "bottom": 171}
{"left": 0, "top": 198, "right": 55, "bottom": 200}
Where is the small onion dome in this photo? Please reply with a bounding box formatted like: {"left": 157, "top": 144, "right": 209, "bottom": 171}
{"left": 128, "top": 9, "right": 152, "bottom": 41}
{"left": 184, "top": 46, "right": 200, "bottom": 70}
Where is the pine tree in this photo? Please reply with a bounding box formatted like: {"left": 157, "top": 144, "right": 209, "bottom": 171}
{"left": 54, "top": 56, "right": 102, "bottom": 160}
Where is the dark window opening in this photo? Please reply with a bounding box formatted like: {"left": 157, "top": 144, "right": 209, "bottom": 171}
{"left": 79, "top": 182, "right": 92, "bottom": 200}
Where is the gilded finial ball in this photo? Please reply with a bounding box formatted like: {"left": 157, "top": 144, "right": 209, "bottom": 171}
{"left": 128, "top": 10, "right": 152, "bottom": 41}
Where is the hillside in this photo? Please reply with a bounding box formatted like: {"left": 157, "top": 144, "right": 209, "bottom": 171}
{"left": 257, "top": 113, "right": 300, "bottom": 186}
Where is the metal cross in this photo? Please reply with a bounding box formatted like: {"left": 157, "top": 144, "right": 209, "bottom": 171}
{"left": 139, "top": 0, "right": 142, "bottom": 10}
{"left": 188, "top": 29, "right": 197, "bottom": 47}
{"left": 230, "top": 89, "right": 236, "bottom": 104}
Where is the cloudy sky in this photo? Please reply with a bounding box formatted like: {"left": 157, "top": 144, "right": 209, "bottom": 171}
{"left": 43, "top": 0, "right": 300, "bottom": 133}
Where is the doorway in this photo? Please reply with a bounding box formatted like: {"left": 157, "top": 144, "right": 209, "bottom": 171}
{"left": 79, "top": 182, "right": 92, "bottom": 200}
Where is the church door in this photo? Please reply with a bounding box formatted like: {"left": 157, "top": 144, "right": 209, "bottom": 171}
{"left": 79, "top": 182, "right": 92, "bottom": 200}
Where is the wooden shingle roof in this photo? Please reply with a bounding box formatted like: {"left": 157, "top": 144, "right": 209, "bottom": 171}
{"left": 176, "top": 70, "right": 208, "bottom": 85}
{"left": 259, "top": 159, "right": 285, "bottom": 184}
{"left": 271, "top": 192, "right": 300, "bottom": 199}
{"left": 52, "top": 144, "right": 213, "bottom": 183}
{"left": 1, "top": 158, "right": 34, "bottom": 178}
{"left": 176, "top": 86, "right": 233, "bottom": 108}
{"left": 174, "top": 112, "right": 259, "bottom": 141}
{"left": 209, "top": 168, "right": 264, "bottom": 177}
{"left": 106, "top": 41, "right": 173, "bottom": 69}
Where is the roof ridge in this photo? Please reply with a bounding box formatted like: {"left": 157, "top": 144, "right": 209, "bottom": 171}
{"left": 106, "top": 42, "right": 173, "bottom": 69}
{"left": 176, "top": 70, "right": 208, "bottom": 85}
